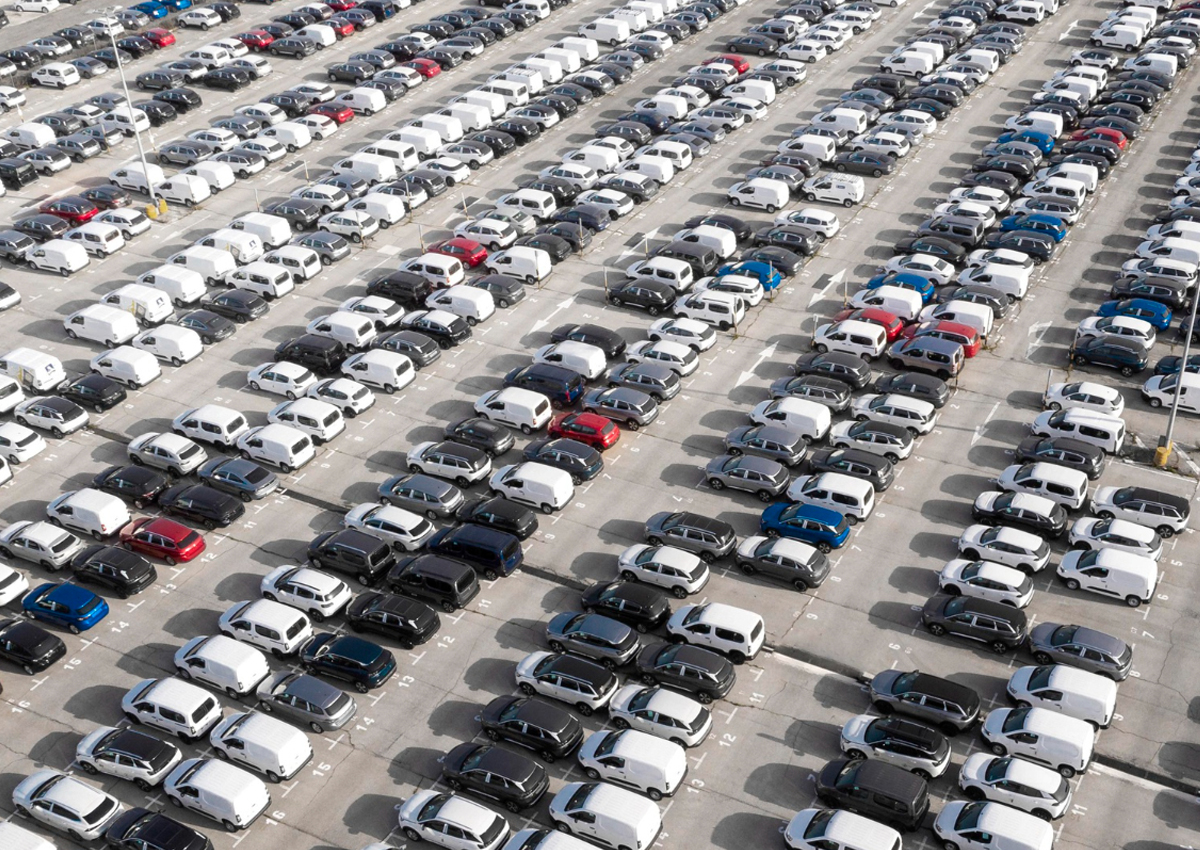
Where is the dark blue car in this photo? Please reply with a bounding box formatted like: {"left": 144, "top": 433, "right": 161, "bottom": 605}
{"left": 1096, "top": 298, "right": 1172, "bottom": 331}
{"left": 759, "top": 503, "right": 849, "bottom": 552}
{"left": 22, "top": 582, "right": 109, "bottom": 634}
{"left": 996, "top": 129, "right": 1055, "bottom": 153}
{"left": 999, "top": 213, "right": 1067, "bottom": 242}
{"left": 864, "top": 271, "right": 936, "bottom": 302}
{"left": 717, "top": 260, "right": 783, "bottom": 291}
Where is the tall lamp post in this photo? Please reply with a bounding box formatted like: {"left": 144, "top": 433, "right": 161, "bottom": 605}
{"left": 1156, "top": 290, "right": 1200, "bottom": 468}
{"left": 103, "top": 6, "right": 159, "bottom": 213}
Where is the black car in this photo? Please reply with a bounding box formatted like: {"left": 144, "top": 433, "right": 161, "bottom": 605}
{"left": 893, "top": 235, "right": 966, "bottom": 263}
{"left": 939, "top": 284, "right": 1012, "bottom": 318}
{"left": 200, "top": 289, "right": 268, "bottom": 323}
{"left": 753, "top": 225, "right": 816, "bottom": 255}
{"left": 516, "top": 233, "right": 571, "bottom": 263}
{"left": 1070, "top": 336, "right": 1147, "bottom": 377}
{"left": 274, "top": 11, "right": 314, "bottom": 28}
{"left": 136, "top": 69, "right": 183, "bottom": 91}
{"left": 727, "top": 33, "right": 778, "bottom": 55}
{"left": 791, "top": 351, "right": 872, "bottom": 389}
{"left": 158, "top": 483, "right": 246, "bottom": 529}
{"left": 540, "top": 222, "right": 592, "bottom": 251}
{"left": 274, "top": 334, "right": 348, "bottom": 375}
{"left": 504, "top": 364, "right": 585, "bottom": 409}
{"left": 608, "top": 279, "right": 676, "bottom": 315}
{"left": 873, "top": 372, "right": 950, "bottom": 407}
{"left": 197, "top": 457, "right": 279, "bottom": 501}
{"left": 61, "top": 373, "right": 126, "bottom": 412}
{"left": 456, "top": 496, "right": 539, "bottom": 540}
{"left": 1155, "top": 353, "right": 1200, "bottom": 376}
{"left": 210, "top": 1, "right": 240, "bottom": 20}
{"left": 263, "top": 198, "right": 322, "bottom": 231}
{"left": 815, "top": 759, "right": 930, "bottom": 832}
{"left": 580, "top": 581, "right": 670, "bottom": 633}
{"left": 961, "top": 169, "right": 1020, "bottom": 194}
{"left": 345, "top": 591, "right": 439, "bottom": 648}
{"left": 271, "top": 37, "right": 317, "bottom": 58}
{"left": 55, "top": 26, "right": 96, "bottom": 49}
{"left": 176, "top": 310, "right": 235, "bottom": 346}
{"left": 104, "top": 808, "right": 210, "bottom": 850}
{"left": 807, "top": 448, "right": 894, "bottom": 492}
{"left": 597, "top": 174, "right": 659, "bottom": 204}
{"left": 135, "top": 100, "right": 178, "bottom": 126}
{"left": 983, "top": 230, "right": 1056, "bottom": 263}
{"left": 973, "top": 490, "right": 1067, "bottom": 538}
{"left": 1013, "top": 436, "right": 1105, "bottom": 480}
{"left": 595, "top": 61, "right": 633, "bottom": 84}
{"left": 154, "top": 88, "right": 202, "bottom": 114}
{"left": 551, "top": 323, "right": 627, "bottom": 358}
{"left": 374, "top": 329, "right": 441, "bottom": 367}
{"left": 71, "top": 545, "right": 156, "bottom": 598}
{"left": 494, "top": 117, "right": 541, "bottom": 144}
{"left": 470, "top": 130, "right": 517, "bottom": 157}
{"left": 596, "top": 121, "right": 652, "bottom": 145}
{"left": 93, "top": 464, "right": 169, "bottom": 508}
{"left": 299, "top": 632, "right": 395, "bottom": 692}
{"left": 444, "top": 417, "right": 514, "bottom": 458}
{"left": 442, "top": 742, "right": 549, "bottom": 812}
{"left": 479, "top": 695, "right": 583, "bottom": 762}
{"left": 328, "top": 61, "right": 376, "bottom": 84}
{"left": 15, "top": 214, "right": 69, "bottom": 242}
{"left": 972, "top": 154, "right": 1036, "bottom": 180}
{"left": 263, "top": 92, "right": 313, "bottom": 118}
{"left": 682, "top": 212, "right": 752, "bottom": 243}
{"left": 833, "top": 151, "right": 896, "bottom": 178}
{"left": 0, "top": 617, "right": 66, "bottom": 673}
{"left": 524, "top": 439, "right": 603, "bottom": 485}
{"left": 202, "top": 68, "right": 251, "bottom": 91}
{"left": 634, "top": 642, "right": 734, "bottom": 703}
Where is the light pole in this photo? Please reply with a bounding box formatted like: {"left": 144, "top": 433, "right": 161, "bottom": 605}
{"left": 1156, "top": 289, "right": 1200, "bottom": 468}
{"left": 103, "top": 6, "right": 158, "bottom": 213}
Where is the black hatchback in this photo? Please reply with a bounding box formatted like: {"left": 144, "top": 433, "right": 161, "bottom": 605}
{"left": 1013, "top": 436, "right": 1104, "bottom": 480}
{"left": 815, "top": 758, "right": 930, "bottom": 832}
{"left": 72, "top": 545, "right": 156, "bottom": 598}
{"left": 92, "top": 464, "right": 169, "bottom": 508}
{"left": 524, "top": 438, "right": 603, "bottom": 484}
{"left": 551, "top": 323, "right": 627, "bottom": 358}
{"left": 456, "top": 496, "right": 539, "bottom": 540}
{"left": 873, "top": 372, "right": 950, "bottom": 408}
{"left": 479, "top": 695, "right": 583, "bottom": 762}
{"left": 0, "top": 617, "right": 66, "bottom": 673}
{"left": 159, "top": 483, "right": 245, "bottom": 529}
{"left": 345, "top": 591, "right": 439, "bottom": 649}
{"left": 61, "top": 373, "right": 126, "bottom": 412}
{"left": 581, "top": 581, "right": 670, "bottom": 633}
{"left": 104, "top": 808, "right": 211, "bottom": 850}
{"left": 634, "top": 642, "right": 734, "bottom": 704}
{"left": 791, "top": 351, "right": 872, "bottom": 389}
{"left": 201, "top": 289, "right": 268, "bottom": 323}
{"left": 441, "top": 742, "right": 549, "bottom": 812}
{"left": 608, "top": 279, "right": 676, "bottom": 315}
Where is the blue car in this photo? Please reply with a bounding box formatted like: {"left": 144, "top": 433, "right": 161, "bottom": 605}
{"left": 131, "top": 1, "right": 169, "bottom": 17}
{"left": 160, "top": 0, "right": 193, "bottom": 9}
{"left": 759, "top": 503, "right": 849, "bottom": 552}
{"left": 999, "top": 213, "right": 1067, "bottom": 242}
{"left": 864, "top": 271, "right": 936, "bottom": 302}
{"left": 996, "top": 130, "right": 1055, "bottom": 153}
{"left": 717, "top": 260, "right": 783, "bottom": 291}
{"left": 1096, "top": 298, "right": 1173, "bottom": 331}
{"left": 22, "top": 582, "right": 109, "bottom": 634}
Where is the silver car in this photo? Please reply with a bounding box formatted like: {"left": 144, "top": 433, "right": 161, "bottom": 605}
{"left": 705, "top": 454, "right": 789, "bottom": 501}
{"left": 605, "top": 362, "right": 680, "bottom": 401}
{"left": 545, "top": 611, "right": 640, "bottom": 669}
{"left": 377, "top": 473, "right": 465, "bottom": 519}
{"left": 1026, "top": 622, "right": 1132, "bottom": 681}
{"left": 581, "top": 387, "right": 659, "bottom": 429}
{"left": 839, "top": 714, "right": 951, "bottom": 779}
{"left": 723, "top": 424, "right": 808, "bottom": 466}
{"left": 256, "top": 671, "right": 356, "bottom": 733}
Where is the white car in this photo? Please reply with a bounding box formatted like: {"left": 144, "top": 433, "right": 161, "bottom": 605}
{"left": 957, "top": 525, "right": 1050, "bottom": 573}
{"left": 850, "top": 394, "right": 937, "bottom": 434}
{"left": 0, "top": 562, "right": 30, "bottom": 605}
{"left": 957, "top": 753, "right": 1072, "bottom": 820}
{"left": 0, "top": 422, "right": 46, "bottom": 463}
{"left": 14, "top": 0, "right": 60, "bottom": 10}
{"left": 423, "top": 157, "right": 472, "bottom": 185}
{"left": 938, "top": 558, "right": 1033, "bottom": 607}
{"left": 12, "top": 770, "right": 123, "bottom": 840}
{"left": 1091, "top": 485, "right": 1190, "bottom": 535}
{"left": 577, "top": 189, "right": 634, "bottom": 218}
{"left": 616, "top": 544, "right": 710, "bottom": 597}
{"left": 1042, "top": 381, "right": 1125, "bottom": 416}
{"left": 247, "top": 362, "right": 318, "bottom": 399}
{"left": 260, "top": 565, "right": 352, "bottom": 621}
{"left": 696, "top": 273, "right": 764, "bottom": 307}
{"left": 128, "top": 431, "right": 208, "bottom": 475}
{"left": 648, "top": 317, "right": 716, "bottom": 351}
{"left": 839, "top": 713, "right": 951, "bottom": 778}
{"left": 775, "top": 208, "right": 840, "bottom": 239}
{"left": 626, "top": 340, "right": 698, "bottom": 375}
{"left": 1074, "top": 315, "right": 1155, "bottom": 349}
{"left": 878, "top": 109, "right": 937, "bottom": 136}
{"left": 935, "top": 802, "right": 1054, "bottom": 850}
{"left": 947, "top": 186, "right": 1011, "bottom": 213}
{"left": 607, "top": 684, "right": 712, "bottom": 747}
{"left": 268, "top": 398, "right": 345, "bottom": 444}
{"left": 343, "top": 502, "right": 436, "bottom": 551}
{"left": 211, "top": 38, "right": 249, "bottom": 59}
{"left": 76, "top": 726, "right": 182, "bottom": 789}
{"left": 665, "top": 602, "right": 764, "bottom": 662}
{"left": 14, "top": 396, "right": 89, "bottom": 437}
{"left": 320, "top": 210, "right": 379, "bottom": 243}
{"left": 884, "top": 253, "right": 955, "bottom": 284}
{"left": 179, "top": 7, "right": 222, "bottom": 28}
{"left": 932, "top": 201, "right": 997, "bottom": 229}
{"left": 189, "top": 128, "right": 239, "bottom": 151}
{"left": 1067, "top": 516, "right": 1162, "bottom": 559}
{"left": 307, "top": 377, "right": 376, "bottom": 417}
{"left": 397, "top": 790, "right": 510, "bottom": 850}
{"left": 0, "top": 520, "right": 84, "bottom": 569}
{"left": 340, "top": 295, "right": 403, "bottom": 329}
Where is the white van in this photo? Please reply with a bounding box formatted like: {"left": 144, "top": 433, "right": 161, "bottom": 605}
{"left": 230, "top": 213, "right": 292, "bottom": 249}
{"left": 728, "top": 178, "right": 790, "bottom": 212}
{"left": 110, "top": 162, "right": 166, "bottom": 194}
{"left": 723, "top": 80, "right": 776, "bottom": 105}
{"left": 26, "top": 240, "right": 89, "bottom": 276}
{"left": 209, "top": 711, "right": 313, "bottom": 782}
{"left": 1022, "top": 176, "right": 1087, "bottom": 206}
{"left": 387, "top": 127, "right": 441, "bottom": 159}
{"left": 91, "top": 347, "right": 161, "bottom": 389}
{"left": 1004, "top": 111, "right": 1064, "bottom": 138}
{"left": 1, "top": 348, "right": 65, "bottom": 392}
{"left": 133, "top": 326, "right": 204, "bottom": 367}
{"left": 456, "top": 218, "right": 517, "bottom": 250}
{"left": 1007, "top": 665, "right": 1117, "bottom": 729}
{"left": 539, "top": 48, "right": 582, "bottom": 74}
{"left": 237, "top": 424, "right": 315, "bottom": 472}
{"left": 638, "top": 95, "right": 689, "bottom": 120}
{"left": 258, "top": 122, "right": 311, "bottom": 152}
{"left": 1123, "top": 51, "right": 1177, "bottom": 77}
{"left": 881, "top": 50, "right": 935, "bottom": 76}
{"left": 485, "top": 246, "right": 552, "bottom": 283}
{"left": 813, "top": 319, "right": 887, "bottom": 359}
{"left": 334, "top": 153, "right": 397, "bottom": 185}
{"left": 426, "top": 286, "right": 496, "bottom": 325}
{"left": 359, "top": 141, "right": 419, "bottom": 174}
{"left": 1044, "top": 75, "right": 1099, "bottom": 102}
{"left": 101, "top": 283, "right": 174, "bottom": 326}
{"left": 402, "top": 253, "right": 465, "bottom": 288}
{"left": 122, "top": 677, "right": 223, "bottom": 742}
{"left": 628, "top": 0, "right": 665, "bottom": 22}
{"left": 170, "top": 246, "right": 237, "bottom": 286}
{"left": 549, "top": 782, "right": 661, "bottom": 850}
{"left": 956, "top": 47, "right": 1002, "bottom": 74}
{"left": 1030, "top": 408, "right": 1125, "bottom": 453}
{"left": 907, "top": 40, "right": 947, "bottom": 64}
{"left": 497, "top": 67, "right": 544, "bottom": 94}
{"left": 556, "top": 36, "right": 601, "bottom": 63}
{"left": 522, "top": 57, "right": 564, "bottom": 84}
{"left": 784, "top": 134, "right": 837, "bottom": 162}
{"left": 958, "top": 263, "right": 1030, "bottom": 299}
{"left": 172, "top": 404, "right": 250, "bottom": 447}
{"left": 610, "top": 7, "right": 649, "bottom": 31}
{"left": 490, "top": 462, "right": 574, "bottom": 513}
{"left": 2, "top": 123, "right": 56, "bottom": 151}
{"left": 1037, "top": 162, "right": 1098, "bottom": 193}
{"left": 227, "top": 262, "right": 294, "bottom": 300}
{"left": 164, "top": 758, "right": 270, "bottom": 831}
{"left": 349, "top": 194, "right": 408, "bottom": 229}
{"left": 981, "top": 707, "right": 1095, "bottom": 777}
{"left": 577, "top": 729, "right": 686, "bottom": 800}
{"left": 802, "top": 173, "right": 865, "bottom": 207}
{"left": 996, "top": 461, "right": 1088, "bottom": 509}
{"left": 175, "top": 634, "right": 270, "bottom": 697}
{"left": 264, "top": 246, "right": 321, "bottom": 283}
{"left": 342, "top": 350, "right": 415, "bottom": 393}
{"left": 219, "top": 599, "right": 313, "bottom": 657}
{"left": 0, "top": 822, "right": 57, "bottom": 850}
{"left": 307, "top": 312, "right": 378, "bottom": 350}
{"left": 786, "top": 810, "right": 901, "bottom": 850}
{"left": 335, "top": 88, "right": 387, "bottom": 116}
{"left": 642, "top": 141, "right": 692, "bottom": 171}
{"left": 786, "top": 472, "right": 875, "bottom": 522}
{"left": 197, "top": 229, "right": 263, "bottom": 264}
{"left": 409, "top": 115, "right": 464, "bottom": 144}
{"left": 750, "top": 398, "right": 832, "bottom": 443}
{"left": 813, "top": 107, "right": 870, "bottom": 137}
{"left": 1136, "top": 236, "right": 1200, "bottom": 266}
{"left": 935, "top": 802, "right": 1054, "bottom": 850}
{"left": 475, "top": 388, "right": 553, "bottom": 434}
{"left": 157, "top": 175, "right": 212, "bottom": 208}
{"left": 620, "top": 155, "right": 674, "bottom": 184}
{"left": 499, "top": 188, "right": 558, "bottom": 221}
{"left": 477, "top": 79, "right": 530, "bottom": 107}
{"left": 184, "top": 161, "right": 237, "bottom": 194}
{"left": 851, "top": 285, "right": 923, "bottom": 321}
{"left": 65, "top": 304, "right": 140, "bottom": 347}
{"left": 1142, "top": 371, "right": 1200, "bottom": 413}
{"left": 101, "top": 107, "right": 151, "bottom": 137}
{"left": 296, "top": 24, "right": 337, "bottom": 48}
{"left": 453, "top": 91, "right": 506, "bottom": 120}
{"left": 579, "top": 18, "right": 632, "bottom": 45}
{"left": 535, "top": 341, "right": 606, "bottom": 380}
{"left": 564, "top": 146, "right": 621, "bottom": 174}
{"left": 920, "top": 300, "right": 995, "bottom": 338}
{"left": 1057, "top": 548, "right": 1158, "bottom": 606}
{"left": 674, "top": 225, "right": 736, "bottom": 259}
{"left": 46, "top": 488, "right": 130, "bottom": 539}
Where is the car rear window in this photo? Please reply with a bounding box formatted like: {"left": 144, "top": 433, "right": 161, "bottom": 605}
{"left": 285, "top": 619, "right": 306, "bottom": 639}
{"left": 192, "top": 697, "right": 217, "bottom": 723}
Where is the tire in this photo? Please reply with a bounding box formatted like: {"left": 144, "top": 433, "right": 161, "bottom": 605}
{"left": 992, "top": 640, "right": 1012, "bottom": 654}
{"left": 927, "top": 623, "right": 946, "bottom": 636}
{"left": 1065, "top": 578, "right": 1081, "bottom": 591}
{"left": 405, "top": 828, "right": 423, "bottom": 843}
{"left": 1125, "top": 595, "right": 1143, "bottom": 608}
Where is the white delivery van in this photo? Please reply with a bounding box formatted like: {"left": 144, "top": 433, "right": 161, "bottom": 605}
{"left": 359, "top": 141, "right": 417, "bottom": 171}
{"left": 237, "top": 424, "right": 314, "bottom": 472}
{"left": 564, "top": 146, "right": 622, "bottom": 174}
{"left": 475, "top": 389, "right": 553, "bottom": 434}
{"left": 227, "top": 262, "right": 294, "bottom": 300}
{"left": 802, "top": 174, "right": 865, "bottom": 207}
{"left": 958, "top": 264, "right": 1029, "bottom": 299}
{"left": 209, "top": 711, "right": 313, "bottom": 782}
{"left": 557, "top": 36, "right": 600, "bottom": 62}
{"left": 65, "top": 304, "right": 140, "bottom": 347}
{"left": 549, "top": 782, "right": 661, "bottom": 850}
{"left": 184, "top": 161, "right": 237, "bottom": 194}
{"left": 1057, "top": 548, "right": 1158, "bottom": 606}
{"left": 1, "top": 348, "right": 66, "bottom": 392}
{"left": 610, "top": 7, "right": 649, "bottom": 31}
{"left": 1037, "top": 162, "right": 1098, "bottom": 193}
{"left": 521, "top": 58, "right": 564, "bottom": 84}
{"left": 881, "top": 50, "right": 935, "bottom": 76}
{"left": 26, "top": 240, "right": 89, "bottom": 276}
{"left": 785, "top": 134, "right": 837, "bottom": 162}
{"left": 259, "top": 122, "right": 311, "bottom": 152}
{"left": 454, "top": 90, "right": 506, "bottom": 119}
{"left": 439, "top": 103, "right": 491, "bottom": 133}
{"left": 408, "top": 115, "right": 464, "bottom": 144}
{"left": 2, "top": 123, "right": 56, "bottom": 151}
{"left": 101, "top": 283, "right": 174, "bottom": 326}
{"left": 334, "top": 153, "right": 397, "bottom": 185}
{"left": 170, "top": 246, "right": 237, "bottom": 286}
{"left": 101, "top": 107, "right": 151, "bottom": 137}
{"left": 1123, "top": 51, "right": 1177, "bottom": 77}
{"left": 578, "top": 729, "right": 686, "bottom": 799}
{"left": 307, "top": 312, "right": 378, "bottom": 350}
{"left": 750, "top": 398, "right": 832, "bottom": 442}
{"left": 90, "top": 347, "right": 161, "bottom": 389}
{"left": 133, "top": 326, "right": 204, "bottom": 367}
{"left": 163, "top": 758, "right": 270, "bottom": 831}
{"left": 110, "top": 162, "right": 166, "bottom": 194}
{"left": 477, "top": 79, "right": 529, "bottom": 108}
{"left": 540, "top": 47, "right": 582, "bottom": 73}
{"left": 0, "top": 822, "right": 57, "bottom": 850}
{"left": 579, "top": 18, "right": 632, "bottom": 45}
{"left": 175, "top": 634, "right": 270, "bottom": 697}
{"left": 157, "top": 175, "right": 212, "bottom": 208}
{"left": 490, "top": 462, "right": 574, "bottom": 513}
{"left": 197, "top": 229, "right": 264, "bottom": 264}
{"left": 850, "top": 285, "right": 923, "bottom": 321}
{"left": 426, "top": 285, "right": 496, "bottom": 325}
{"left": 341, "top": 350, "right": 415, "bottom": 393}
{"left": 349, "top": 194, "right": 408, "bottom": 228}
{"left": 389, "top": 127, "right": 442, "bottom": 159}
{"left": 46, "top": 488, "right": 130, "bottom": 539}
{"left": 728, "top": 178, "right": 790, "bottom": 212}
{"left": 486, "top": 246, "right": 553, "bottom": 283}
{"left": 1004, "top": 111, "right": 1063, "bottom": 138}
{"left": 334, "top": 87, "right": 387, "bottom": 117}
{"left": 230, "top": 213, "right": 292, "bottom": 248}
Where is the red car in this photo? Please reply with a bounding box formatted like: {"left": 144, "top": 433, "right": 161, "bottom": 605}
{"left": 119, "top": 517, "right": 206, "bottom": 565}
{"left": 324, "top": 19, "right": 356, "bottom": 36}
{"left": 308, "top": 103, "right": 355, "bottom": 124}
{"left": 39, "top": 196, "right": 98, "bottom": 224}
{"left": 236, "top": 30, "right": 274, "bottom": 51}
{"left": 402, "top": 58, "right": 442, "bottom": 79}
{"left": 1069, "top": 127, "right": 1127, "bottom": 149}
{"left": 704, "top": 53, "right": 749, "bottom": 74}
{"left": 430, "top": 238, "right": 488, "bottom": 267}
{"left": 327, "top": 0, "right": 357, "bottom": 9}
{"left": 144, "top": 28, "right": 175, "bottom": 48}
{"left": 900, "top": 319, "right": 981, "bottom": 357}
{"left": 548, "top": 412, "right": 620, "bottom": 450}
{"left": 832, "top": 307, "right": 904, "bottom": 341}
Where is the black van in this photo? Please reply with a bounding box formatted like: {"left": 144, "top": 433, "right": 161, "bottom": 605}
{"left": 427, "top": 525, "right": 522, "bottom": 580}
{"left": 274, "top": 334, "right": 348, "bottom": 376}
{"left": 307, "top": 529, "right": 396, "bottom": 586}
{"left": 504, "top": 363, "right": 585, "bottom": 408}
{"left": 815, "top": 758, "right": 930, "bottom": 832}
{"left": 386, "top": 554, "right": 480, "bottom": 612}
{"left": 0, "top": 157, "right": 37, "bottom": 189}
{"left": 368, "top": 271, "right": 434, "bottom": 307}
{"left": 654, "top": 241, "right": 719, "bottom": 277}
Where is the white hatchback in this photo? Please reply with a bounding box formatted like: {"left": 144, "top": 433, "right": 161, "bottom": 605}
{"left": 247, "top": 362, "right": 317, "bottom": 399}
{"left": 616, "top": 543, "right": 710, "bottom": 597}
{"left": 343, "top": 502, "right": 436, "bottom": 551}
{"left": 260, "top": 565, "right": 352, "bottom": 621}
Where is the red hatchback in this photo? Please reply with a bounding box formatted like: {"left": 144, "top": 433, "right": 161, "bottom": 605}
{"left": 832, "top": 307, "right": 904, "bottom": 341}
{"left": 324, "top": 19, "right": 356, "bottom": 36}
{"left": 430, "top": 238, "right": 488, "bottom": 267}
{"left": 548, "top": 412, "right": 620, "bottom": 450}
{"left": 1069, "top": 127, "right": 1127, "bottom": 149}
{"left": 704, "top": 53, "right": 749, "bottom": 74}
{"left": 308, "top": 103, "right": 355, "bottom": 124}
{"left": 119, "top": 517, "right": 206, "bottom": 565}
{"left": 39, "top": 196, "right": 99, "bottom": 224}
{"left": 328, "top": 0, "right": 358, "bottom": 8}
{"left": 900, "top": 319, "right": 981, "bottom": 357}
{"left": 403, "top": 58, "right": 442, "bottom": 79}
{"left": 236, "top": 30, "right": 274, "bottom": 50}
{"left": 144, "top": 28, "right": 176, "bottom": 48}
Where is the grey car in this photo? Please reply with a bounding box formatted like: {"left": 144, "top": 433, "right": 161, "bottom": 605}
{"left": 645, "top": 511, "right": 737, "bottom": 562}
{"left": 921, "top": 595, "right": 1029, "bottom": 654}
{"left": 581, "top": 387, "right": 659, "bottom": 430}
{"left": 378, "top": 473, "right": 464, "bottom": 519}
{"left": 705, "top": 454, "right": 789, "bottom": 502}
{"left": 769, "top": 375, "right": 853, "bottom": 411}
{"left": 868, "top": 669, "right": 982, "bottom": 734}
{"left": 292, "top": 231, "right": 351, "bottom": 265}
{"left": 606, "top": 362, "right": 680, "bottom": 402}
{"left": 256, "top": 671, "right": 357, "bottom": 733}
{"left": 807, "top": 447, "right": 894, "bottom": 491}
{"left": 724, "top": 424, "right": 808, "bottom": 466}
{"left": 157, "top": 141, "right": 213, "bottom": 166}
{"left": 545, "top": 611, "right": 640, "bottom": 669}
{"left": 1027, "top": 622, "right": 1132, "bottom": 681}
{"left": 734, "top": 535, "right": 830, "bottom": 591}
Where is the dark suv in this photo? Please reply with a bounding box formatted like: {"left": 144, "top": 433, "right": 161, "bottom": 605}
{"left": 307, "top": 528, "right": 396, "bottom": 586}
{"left": 921, "top": 595, "right": 1029, "bottom": 654}
{"left": 441, "top": 743, "right": 549, "bottom": 812}
{"left": 479, "top": 695, "right": 583, "bottom": 762}
{"left": 427, "top": 525, "right": 522, "bottom": 580}
{"left": 644, "top": 511, "right": 737, "bottom": 561}
{"left": 385, "top": 554, "right": 480, "bottom": 612}
{"left": 634, "top": 642, "right": 734, "bottom": 704}
{"left": 504, "top": 363, "right": 585, "bottom": 408}
{"left": 274, "top": 334, "right": 348, "bottom": 375}
{"left": 815, "top": 758, "right": 930, "bottom": 832}
{"left": 868, "top": 670, "right": 981, "bottom": 733}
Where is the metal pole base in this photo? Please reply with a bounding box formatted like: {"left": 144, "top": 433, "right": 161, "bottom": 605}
{"left": 1154, "top": 440, "right": 1172, "bottom": 469}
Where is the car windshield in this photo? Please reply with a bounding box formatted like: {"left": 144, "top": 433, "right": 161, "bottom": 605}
{"left": 682, "top": 606, "right": 705, "bottom": 626}
{"left": 418, "top": 794, "right": 446, "bottom": 820}
{"left": 954, "top": 802, "right": 984, "bottom": 831}
{"left": 1001, "top": 707, "right": 1031, "bottom": 732}
{"left": 1027, "top": 666, "right": 1054, "bottom": 690}
{"left": 803, "top": 808, "right": 835, "bottom": 839}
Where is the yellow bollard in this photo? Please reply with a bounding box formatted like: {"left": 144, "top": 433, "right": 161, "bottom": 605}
{"left": 1154, "top": 442, "right": 1172, "bottom": 469}
{"left": 145, "top": 203, "right": 158, "bottom": 220}
{"left": 158, "top": 198, "right": 168, "bottom": 215}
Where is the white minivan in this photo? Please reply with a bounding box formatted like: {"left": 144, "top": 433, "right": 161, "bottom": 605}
{"left": 549, "top": 782, "right": 661, "bottom": 850}
{"left": 64, "top": 304, "right": 139, "bottom": 348}
{"left": 1056, "top": 547, "right": 1158, "bottom": 607}
{"left": 208, "top": 711, "right": 313, "bottom": 782}
{"left": 164, "top": 758, "right": 270, "bottom": 831}
{"left": 577, "top": 729, "right": 686, "bottom": 800}
{"left": 489, "top": 462, "right": 574, "bottom": 513}
{"left": 175, "top": 634, "right": 271, "bottom": 697}
{"left": 46, "top": 488, "right": 130, "bottom": 539}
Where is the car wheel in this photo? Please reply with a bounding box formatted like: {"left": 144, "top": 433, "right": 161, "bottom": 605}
{"left": 991, "top": 640, "right": 1012, "bottom": 654}
{"left": 926, "top": 623, "right": 946, "bottom": 636}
